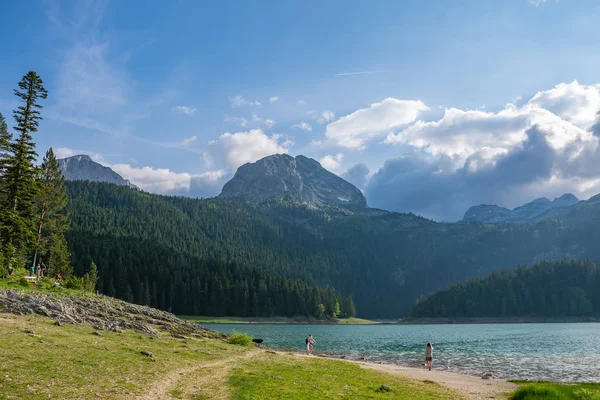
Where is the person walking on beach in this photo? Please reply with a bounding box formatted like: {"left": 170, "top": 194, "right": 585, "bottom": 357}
{"left": 306, "top": 334, "right": 316, "bottom": 355}
{"left": 425, "top": 342, "right": 433, "bottom": 371}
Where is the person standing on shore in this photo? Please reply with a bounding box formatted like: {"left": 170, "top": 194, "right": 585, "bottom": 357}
{"left": 306, "top": 334, "right": 316, "bottom": 355}
{"left": 425, "top": 342, "right": 433, "bottom": 371}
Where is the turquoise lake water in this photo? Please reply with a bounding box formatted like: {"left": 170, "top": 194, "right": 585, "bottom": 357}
{"left": 203, "top": 322, "right": 600, "bottom": 382}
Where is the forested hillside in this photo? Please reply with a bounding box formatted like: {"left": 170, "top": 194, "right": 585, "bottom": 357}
{"left": 66, "top": 180, "right": 600, "bottom": 318}
{"left": 411, "top": 260, "right": 600, "bottom": 318}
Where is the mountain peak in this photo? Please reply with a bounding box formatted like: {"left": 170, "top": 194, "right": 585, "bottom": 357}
{"left": 463, "top": 192, "right": 581, "bottom": 223}
{"left": 58, "top": 155, "right": 138, "bottom": 189}
{"left": 218, "top": 154, "right": 367, "bottom": 209}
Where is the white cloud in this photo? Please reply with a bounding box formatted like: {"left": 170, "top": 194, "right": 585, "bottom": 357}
{"left": 326, "top": 98, "right": 429, "bottom": 149}
{"left": 172, "top": 106, "right": 197, "bottom": 115}
{"left": 269, "top": 96, "right": 279, "bottom": 103}
{"left": 224, "top": 115, "right": 248, "bottom": 127}
{"left": 527, "top": 81, "right": 600, "bottom": 130}
{"left": 177, "top": 135, "right": 197, "bottom": 147}
{"left": 264, "top": 119, "right": 276, "bottom": 129}
{"left": 216, "top": 129, "right": 292, "bottom": 169}
{"left": 384, "top": 104, "right": 594, "bottom": 165}
{"left": 317, "top": 110, "right": 335, "bottom": 125}
{"left": 319, "top": 153, "right": 344, "bottom": 173}
{"left": 230, "top": 95, "right": 261, "bottom": 108}
{"left": 298, "top": 100, "right": 306, "bottom": 106}
{"left": 292, "top": 122, "right": 313, "bottom": 132}
{"left": 368, "top": 82, "right": 600, "bottom": 220}
{"left": 529, "top": 0, "right": 548, "bottom": 6}
{"left": 110, "top": 163, "right": 226, "bottom": 197}
{"left": 252, "top": 113, "right": 262, "bottom": 123}
{"left": 54, "top": 147, "right": 77, "bottom": 159}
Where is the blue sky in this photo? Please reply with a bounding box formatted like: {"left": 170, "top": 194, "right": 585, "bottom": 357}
{"left": 1, "top": 0, "right": 600, "bottom": 220}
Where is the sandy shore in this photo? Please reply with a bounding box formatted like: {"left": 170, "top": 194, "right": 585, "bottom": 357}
{"left": 281, "top": 351, "right": 517, "bottom": 399}
{"left": 361, "top": 362, "right": 517, "bottom": 399}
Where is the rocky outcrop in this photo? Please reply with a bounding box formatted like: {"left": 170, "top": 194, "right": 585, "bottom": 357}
{"left": 0, "top": 290, "right": 222, "bottom": 339}
{"left": 463, "top": 193, "right": 580, "bottom": 223}
{"left": 58, "top": 155, "right": 138, "bottom": 189}
{"left": 218, "top": 154, "right": 367, "bottom": 209}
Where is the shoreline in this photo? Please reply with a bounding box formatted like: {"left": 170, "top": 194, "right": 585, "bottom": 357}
{"left": 278, "top": 350, "right": 518, "bottom": 399}
{"left": 401, "top": 316, "right": 600, "bottom": 324}
{"left": 180, "top": 315, "right": 381, "bottom": 325}
{"left": 183, "top": 314, "right": 600, "bottom": 325}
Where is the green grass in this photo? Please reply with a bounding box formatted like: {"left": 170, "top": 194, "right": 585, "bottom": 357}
{"left": 0, "top": 313, "right": 246, "bottom": 399}
{"left": 0, "top": 277, "right": 85, "bottom": 297}
{"left": 227, "top": 331, "right": 253, "bottom": 346}
{"left": 0, "top": 310, "right": 465, "bottom": 399}
{"left": 511, "top": 382, "right": 600, "bottom": 400}
{"left": 228, "top": 352, "right": 464, "bottom": 400}
{"left": 336, "top": 317, "right": 379, "bottom": 324}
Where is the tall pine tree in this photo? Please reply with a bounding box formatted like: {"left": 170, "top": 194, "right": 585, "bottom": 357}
{"left": 34, "top": 148, "right": 71, "bottom": 276}
{"left": 0, "top": 71, "right": 48, "bottom": 267}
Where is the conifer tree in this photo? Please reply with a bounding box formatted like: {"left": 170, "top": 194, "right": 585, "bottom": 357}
{"left": 0, "top": 112, "right": 12, "bottom": 176}
{"left": 34, "top": 148, "right": 70, "bottom": 274}
{"left": 0, "top": 71, "right": 48, "bottom": 265}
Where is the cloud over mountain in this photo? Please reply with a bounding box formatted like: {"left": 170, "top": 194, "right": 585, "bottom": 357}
{"left": 364, "top": 81, "right": 600, "bottom": 221}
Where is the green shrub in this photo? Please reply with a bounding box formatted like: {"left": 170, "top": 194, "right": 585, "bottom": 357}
{"left": 40, "top": 277, "right": 58, "bottom": 291}
{"left": 19, "top": 277, "right": 30, "bottom": 287}
{"left": 9, "top": 267, "right": 28, "bottom": 282}
{"left": 64, "top": 276, "right": 84, "bottom": 290}
{"left": 511, "top": 385, "right": 570, "bottom": 400}
{"left": 227, "top": 331, "right": 253, "bottom": 346}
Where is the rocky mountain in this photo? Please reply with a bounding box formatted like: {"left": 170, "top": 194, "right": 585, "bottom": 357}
{"left": 58, "top": 155, "right": 138, "bottom": 189}
{"left": 218, "top": 154, "right": 367, "bottom": 209}
{"left": 463, "top": 193, "right": 580, "bottom": 223}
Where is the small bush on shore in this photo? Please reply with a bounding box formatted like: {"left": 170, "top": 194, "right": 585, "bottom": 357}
{"left": 511, "top": 382, "right": 600, "bottom": 400}
{"left": 227, "top": 331, "right": 253, "bottom": 346}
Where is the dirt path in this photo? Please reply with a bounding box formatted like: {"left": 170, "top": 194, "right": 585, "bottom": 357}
{"left": 133, "top": 350, "right": 260, "bottom": 400}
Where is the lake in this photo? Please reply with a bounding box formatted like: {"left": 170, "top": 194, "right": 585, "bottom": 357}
{"left": 203, "top": 322, "right": 600, "bottom": 382}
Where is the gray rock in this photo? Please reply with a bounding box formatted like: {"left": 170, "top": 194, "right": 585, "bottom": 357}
{"left": 377, "top": 384, "right": 394, "bottom": 393}
{"left": 140, "top": 351, "right": 153, "bottom": 357}
{"left": 463, "top": 193, "right": 580, "bottom": 224}
{"left": 0, "top": 289, "right": 225, "bottom": 339}
{"left": 218, "top": 154, "right": 367, "bottom": 209}
{"left": 58, "top": 155, "right": 138, "bottom": 189}
{"left": 92, "top": 331, "right": 102, "bottom": 336}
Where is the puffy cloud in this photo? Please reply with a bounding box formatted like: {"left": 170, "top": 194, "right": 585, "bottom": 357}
{"left": 172, "top": 106, "right": 197, "bottom": 115}
{"left": 326, "top": 98, "right": 429, "bottom": 149}
{"left": 269, "top": 96, "right": 279, "bottom": 103}
{"left": 216, "top": 129, "right": 292, "bottom": 170}
{"left": 317, "top": 110, "right": 335, "bottom": 124}
{"left": 318, "top": 153, "right": 344, "bottom": 173}
{"left": 110, "top": 163, "right": 226, "bottom": 198}
{"left": 54, "top": 147, "right": 77, "bottom": 159}
{"left": 230, "top": 95, "right": 261, "bottom": 108}
{"left": 252, "top": 113, "right": 262, "bottom": 123}
{"left": 341, "top": 164, "right": 370, "bottom": 189}
{"left": 264, "top": 119, "right": 276, "bottom": 129}
{"left": 368, "top": 84, "right": 600, "bottom": 221}
{"left": 527, "top": 81, "right": 600, "bottom": 130}
{"left": 292, "top": 122, "right": 312, "bottom": 132}
{"left": 385, "top": 104, "right": 594, "bottom": 167}
{"left": 298, "top": 100, "right": 306, "bottom": 106}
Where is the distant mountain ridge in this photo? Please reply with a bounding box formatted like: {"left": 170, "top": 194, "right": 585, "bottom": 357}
{"left": 58, "top": 155, "right": 138, "bottom": 189}
{"left": 218, "top": 154, "right": 367, "bottom": 209}
{"left": 463, "top": 193, "right": 580, "bottom": 223}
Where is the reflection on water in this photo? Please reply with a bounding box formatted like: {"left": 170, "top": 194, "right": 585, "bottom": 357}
{"left": 203, "top": 322, "right": 600, "bottom": 382}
